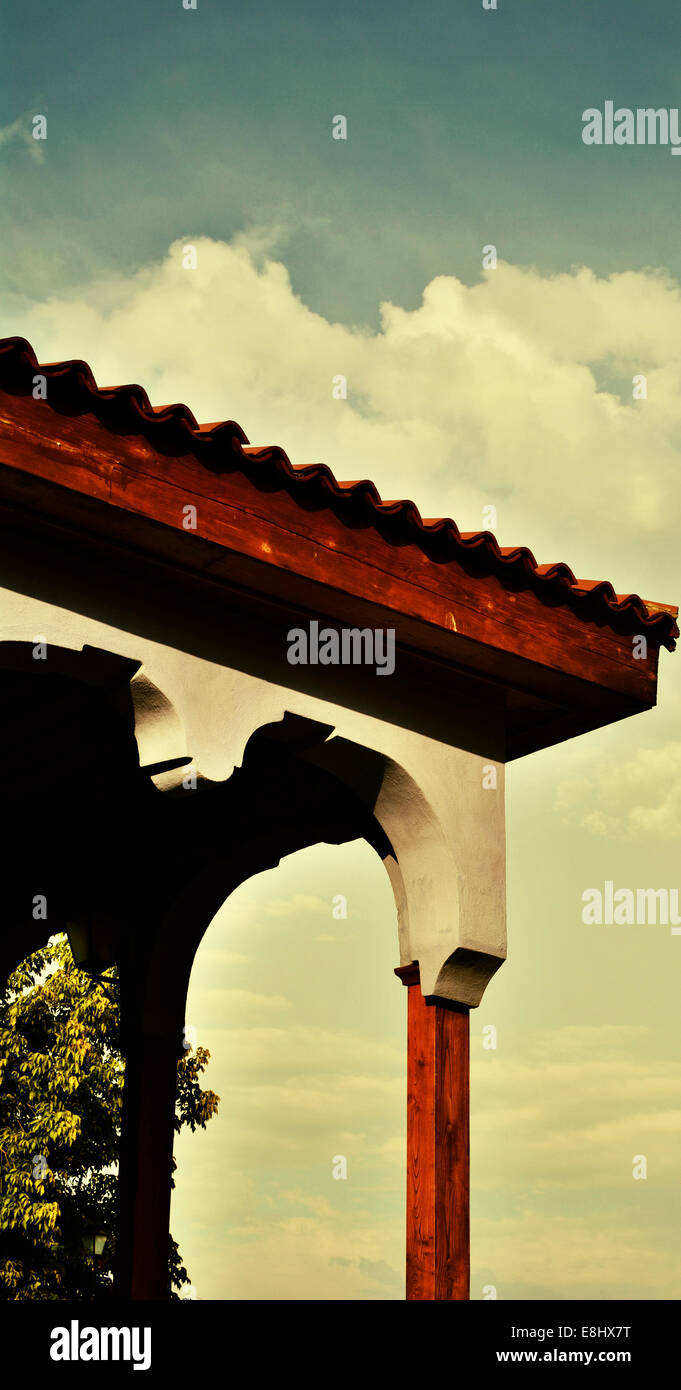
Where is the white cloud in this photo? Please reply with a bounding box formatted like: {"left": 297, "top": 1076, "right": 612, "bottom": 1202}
{"left": 473, "top": 1026, "right": 681, "bottom": 1190}
{"left": 262, "top": 893, "right": 328, "bottom": 917}
{"left": 192, "top": 1021, "right": 404, "bottom": 1076}
{"left": 199, "top": 948, "right": 250, "bottom": 966}
{"left": 193, "top": 1207, "right": 403, "bottom": 1300}
{"left": 194, "top": 988, "right": 293, "bottom": 1022}
{"left": 311, "top": 932, "right": 353, "bottom": 942}
{"left": 9, "top": 236, "right": 681, "bottom": 591}
{"left": 11, "top": 239, "right": 681, "bottom": 1298}
{"left": 473, "top": 1208, "right": 681, "bottom": 1299}
{"left": 555, "top": 739, "right": 681, "bottom": 839}
{"left": 170, "top": 1011, "right": 681, "bottom": 1297}
{"left": 0, "top": 115, "right": 45, "bottom": 165}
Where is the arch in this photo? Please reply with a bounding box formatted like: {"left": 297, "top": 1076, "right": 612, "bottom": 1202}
{"left": 172, "top": 835, "right": 403, "bottom": 1300}
{"left": 0, "top": 628, "right": 504, "bottom": 1019}
{"left": 0, "top": 637, "right": 504, "bottom": 1299}
{"left": 137, "top": 714, "right": 503, "bottom": 1047}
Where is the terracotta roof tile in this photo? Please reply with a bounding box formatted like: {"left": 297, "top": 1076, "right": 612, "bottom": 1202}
{"left": 0, "top": 335, "right": 677, "bottom": 651}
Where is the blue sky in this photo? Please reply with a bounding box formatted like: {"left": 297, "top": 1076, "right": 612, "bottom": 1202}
{"left": 4, "top": 0, "right": 681, "bottom": 325}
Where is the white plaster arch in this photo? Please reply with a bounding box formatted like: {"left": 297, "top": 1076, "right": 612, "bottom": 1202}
{"left": 0, "top": 587, "right": 507, "bottom": 1007}
{"left": 129, "top": 672, "right": 187, "bottom": 776}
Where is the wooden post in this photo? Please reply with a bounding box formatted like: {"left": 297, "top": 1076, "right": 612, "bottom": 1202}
{"left": 116, "top": 1031, "right": 179, "bottom": 1300}
{"left": 395, "top": 963, "right": 470, "bottom": 1300}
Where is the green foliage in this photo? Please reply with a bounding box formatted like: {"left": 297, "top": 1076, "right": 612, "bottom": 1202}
{"left": 0, "top": 935, "right": 219, "bottom": 1300}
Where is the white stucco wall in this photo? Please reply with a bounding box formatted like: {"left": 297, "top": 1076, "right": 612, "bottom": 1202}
{"left": 0, "top": 586, "right": 506, "bottom": 1006}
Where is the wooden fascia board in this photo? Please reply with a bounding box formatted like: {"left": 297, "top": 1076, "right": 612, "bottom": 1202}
{"left": 0, "top": 467, "right": 650, "bottom": 762}
{"left": 0, "top": 391, "right": 662, "bottom": 712}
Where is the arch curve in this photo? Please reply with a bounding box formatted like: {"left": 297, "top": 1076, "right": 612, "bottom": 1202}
{"left": 139, "top": 715, "right": 504, "bottom": 1047}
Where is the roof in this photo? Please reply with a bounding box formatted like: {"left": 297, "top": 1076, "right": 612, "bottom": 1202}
{"left": 0, "top": 333, "right": 677, "bottom": 761}
{"left": 0, "top": 334, "right": 677, "bottom": 652}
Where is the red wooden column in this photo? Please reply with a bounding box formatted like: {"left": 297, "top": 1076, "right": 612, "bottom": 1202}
{"left": 395, "top": 963, "right": 470, "bottom": 1300}
{"left": 115, "top": 952, "right": 185, "bottom": 1301}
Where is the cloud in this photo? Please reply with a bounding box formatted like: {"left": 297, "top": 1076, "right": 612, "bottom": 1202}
{"left": 170, "top": 1013, "right": 680, "bottom": 1298}
{"left": 192, "top": 989, "right": 293, "bottom": 1024}
{"left": 171, "top": 1172, "right": 404, "bottom": 1300}
{"left": 10, "top": 238, "right": 681, "bottom": 1298}
{"left": 171, "top": 1016, "right": 405, "bottom": 1181}
{"left": 199, "top": 949, "right": 250, "bottom": 966}
{"left": 357, "top": 1257, "right": 403, "bottom": 1289}
{"left": 262, "top": 893, "right": 328, "bottom": 917}
{"left": 472, "top": 1025, "right": 681, "bottom": 1190}
{"left": 194, "top": 1208, "right": 403, "bottom": 1300}
{"left": 554, "top": 739, "right": 681, "bottom": 839}
{"left": 8, "top": 236, "right": 681, "bottom": 592}
{"left": 473, "top": 1208, "right": 681, "bottom": 1299}
{"left": 0, "top": 115, "right": 45, "bottom": 165}
{"left": 192, "top": 1021, "right": 404, "bottom": 1077}
{"left": 311, "top": 932, "right": 353, "bottom": 942}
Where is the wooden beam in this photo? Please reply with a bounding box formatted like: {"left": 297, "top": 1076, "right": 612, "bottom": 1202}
{"left": 0, "top": 391, "right": 667, "bottom": 711}
{"left": 396, "top": 963, "right": 470, "bottom": 1300}
{"left": 116, "top": 1030, "right": 178, "bottom": 1300}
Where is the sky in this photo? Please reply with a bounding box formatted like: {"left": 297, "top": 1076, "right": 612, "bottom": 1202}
{"left": 2, "top": 0, "right": 681, "bottom": 1299}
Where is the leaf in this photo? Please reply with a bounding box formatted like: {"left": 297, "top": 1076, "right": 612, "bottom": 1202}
{"left": 0, "top": 934, "right": 217, "bottom": 1298}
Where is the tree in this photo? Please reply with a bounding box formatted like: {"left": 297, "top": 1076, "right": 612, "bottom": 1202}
{"left": 0, "top": 934, "right": 218, "bottom": 1300}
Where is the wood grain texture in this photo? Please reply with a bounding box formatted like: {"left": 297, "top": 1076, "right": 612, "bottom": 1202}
{"left": 406, "top": 978, "right": 437, "bottom": 1298}
{"left": 399, "top": 966, "right": 470, "bottom": 1300}
{"left": 0, "top": 392, "right": 666, "bottom": 713}
{"left": 434, "top": 1000, "right": 470, "bottom": 1300}
{"left": 116, "top": 1035, "right": 178, "bottom": 1300}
